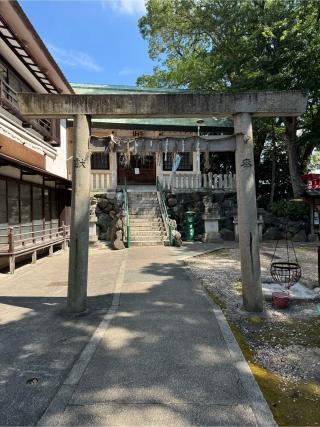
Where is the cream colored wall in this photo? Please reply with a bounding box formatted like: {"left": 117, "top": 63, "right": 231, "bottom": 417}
{"left": 45, "top": 120, "right": 68, "bottom": 178}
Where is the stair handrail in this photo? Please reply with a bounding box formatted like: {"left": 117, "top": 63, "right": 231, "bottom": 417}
{"left": 156, "top": 177, "right": 173, "bottom": 245}
{"left": 123, "top": 177, "right": 131, "bottom": 248}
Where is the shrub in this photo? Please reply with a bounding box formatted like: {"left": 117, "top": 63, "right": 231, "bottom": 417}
{"left": 268, "top": 200, "right": 309, "bottom": 220}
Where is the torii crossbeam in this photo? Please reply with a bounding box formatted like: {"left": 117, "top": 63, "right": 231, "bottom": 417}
{"left": 17, "top": 90, "right": 308, "bottom": 313}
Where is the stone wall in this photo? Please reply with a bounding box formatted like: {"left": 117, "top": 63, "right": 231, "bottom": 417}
{"left": 92, "top": 191, "right": 126, "bottom": 249}
{"left": 166, "top": 191, "right": 311, "bottom": 242}
{"left": 166, "top": 191, "right": 237, "bottom": 241}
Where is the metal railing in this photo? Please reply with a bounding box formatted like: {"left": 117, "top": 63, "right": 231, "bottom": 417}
{"left": 123, "top": 177, "right": 131, "bottom": 248}
{"left": 0, "top": 223, "right": 70, "bottom": 255}
{"left": 156, "top": 177, "right": 173, "bottom": 245}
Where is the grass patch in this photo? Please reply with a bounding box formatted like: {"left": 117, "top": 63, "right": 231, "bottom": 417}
{"left": 203, "top": 284, "right": 226, "bottom": 309}
{"left": 204, "top": 286, "right": 320, "bottom": 426}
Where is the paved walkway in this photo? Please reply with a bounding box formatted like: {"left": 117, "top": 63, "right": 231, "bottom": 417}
{"left": 0, "top": 246, "right": 120, "bottom": 426}
{"left": 41, "top": 245, "right": 274, "bottom": 426}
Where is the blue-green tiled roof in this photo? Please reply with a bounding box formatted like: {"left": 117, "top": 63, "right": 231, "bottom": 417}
{"left": 71, "top": 83, "right": 233, "bottom": 128}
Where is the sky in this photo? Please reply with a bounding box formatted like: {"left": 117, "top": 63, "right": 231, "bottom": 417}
{"left": 20, "top": 0, "right": 154, "bottom": 86}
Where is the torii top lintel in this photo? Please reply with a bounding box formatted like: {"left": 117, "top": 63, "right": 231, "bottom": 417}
{"left": 17, "top": 90, "right": 308, "bottom": 119}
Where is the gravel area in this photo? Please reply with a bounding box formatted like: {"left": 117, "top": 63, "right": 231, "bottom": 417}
{"left": 186, "top": 244, "right": 320, "bottom": 383}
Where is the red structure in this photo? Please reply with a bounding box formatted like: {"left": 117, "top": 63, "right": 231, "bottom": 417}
{"left": 302, "top": 173, "right": 320, "bottom": 191}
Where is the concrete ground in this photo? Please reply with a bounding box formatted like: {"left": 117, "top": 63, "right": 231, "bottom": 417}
{"left": 0, "top": 243, "right": 275, "bottom": 426}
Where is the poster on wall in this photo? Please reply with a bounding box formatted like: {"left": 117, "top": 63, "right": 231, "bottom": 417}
{"left": 134, "top": 168, "right": 140, "bottom": 175}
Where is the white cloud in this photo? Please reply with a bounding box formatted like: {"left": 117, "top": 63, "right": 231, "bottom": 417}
{"left": 47, "top": 43, "right": 103, "bottom": 72}
{"left": 118, "top": 67, "right": 138, "bottom": 75}
{"left": 101, "top": 0, "right": 146, "bottom": 15}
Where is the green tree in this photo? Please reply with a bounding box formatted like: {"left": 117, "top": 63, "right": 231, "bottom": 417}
{"left": 138, "top": 0, "right": 320, "bottom": 198}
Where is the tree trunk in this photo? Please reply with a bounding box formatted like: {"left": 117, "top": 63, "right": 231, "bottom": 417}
{"left": 283, "top": 117, "right": 305, "bottom": 198}
{"left": 270, "top": 140, "right": 276, "bottom": 203}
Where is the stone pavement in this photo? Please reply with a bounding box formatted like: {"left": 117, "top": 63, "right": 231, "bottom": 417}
{"left": 42, "top": 244, "right": 274, "bottom": 426}
{"left": 0, "top": 246, "right": 121, "bottom": 426}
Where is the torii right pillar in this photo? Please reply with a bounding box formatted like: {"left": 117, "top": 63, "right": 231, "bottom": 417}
{"left": 234, "top": 113, "right": 263, "bottom": 312}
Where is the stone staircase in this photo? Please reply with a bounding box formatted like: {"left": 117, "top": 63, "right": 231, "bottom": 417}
{"left": 128, "top": 192, "right": 169, "bottom": 247}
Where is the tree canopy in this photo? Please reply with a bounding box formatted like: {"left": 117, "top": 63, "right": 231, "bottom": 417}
{"left": 138, "top": 0, "right": 320, "bottom": 198}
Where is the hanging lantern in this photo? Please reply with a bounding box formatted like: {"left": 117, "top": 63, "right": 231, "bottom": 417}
{"left": 270, "top": 225, "right": 301, "bottom": 289}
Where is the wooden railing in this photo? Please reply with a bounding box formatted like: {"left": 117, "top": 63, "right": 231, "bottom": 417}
{"left": 0, "top": 79, "right": 18, "bottom": 108}
{"left": 0, "top": 78, "right": 56, "bottom": 142}
{"left": 91, "top": 171, "right": 116, "bottom": 191}
{"left": 0, "top": 224, "right": 70, "bottom": 273}
{"left": 159, "top": 172, "right": 236, "bottom": 192}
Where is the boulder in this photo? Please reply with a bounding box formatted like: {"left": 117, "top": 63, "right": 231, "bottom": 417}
{"left": 220, "top": 228, "right": 235, "bottom": 241}
{"left": 292, "top": 229, "right": 307, "bottom": 242}
{"left": 167, "top": 197, "right": 177, "bottom": 207}
{"left": 103, "top": 203, "right": 114, "bottom": 213}
{"left": 172, "top": 230, "right": 182, "bottom": 247}
{"left": 263, "top": 226, "right": 283, "bottom": 241}
{"left": 95, "top": 205, "right": 103, "bottom": 215}
{"left": 113, "top": 239, "right": 125, "bottom": 250}
{"left": 97, "top": 213, "right": 111, "bottom": 232}
{"left": 97, "top": 199, "right": 109, "bottom": 210}
{"left": 99, "top": 232, "right": 109, "bottom": 241}
{"left": 116, "top": 218, "right": 124, "bottom": 230}
{"left": 116, "top": 230, "right": 123, "bottom": 240}
{"left": 116, "top": 192, "right": 124, "bottom": 205}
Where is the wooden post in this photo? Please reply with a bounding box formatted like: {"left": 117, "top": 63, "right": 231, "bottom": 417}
{"left": 62, "top": 221, "right": 67, "bottom": 250}
{"left": 8, "top": 227, "right": 15, "bottom": 274}
{"left": 8, "top": 227, "right": 14, "bottom": 253}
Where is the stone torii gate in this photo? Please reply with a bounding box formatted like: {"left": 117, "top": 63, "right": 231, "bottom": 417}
{"left": 18, "top": 90, "right": 307, "bottom": 313}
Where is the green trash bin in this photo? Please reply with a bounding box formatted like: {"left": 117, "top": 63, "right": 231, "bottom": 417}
{"left": 183, "top": 210, "right": 195, "bottom": 241}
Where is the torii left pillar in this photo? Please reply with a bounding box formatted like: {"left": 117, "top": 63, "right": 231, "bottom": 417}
{"left": 67, "top": 114, "right": 91, "bottom": 312}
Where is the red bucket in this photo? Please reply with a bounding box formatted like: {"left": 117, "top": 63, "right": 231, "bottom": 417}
{"left": 272, "top": 291, "right": 289, "bottom": 309}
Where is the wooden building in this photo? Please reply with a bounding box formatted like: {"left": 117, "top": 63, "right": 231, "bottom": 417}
{"left": 0, "top": 0, "right": 73, "bottom": 271}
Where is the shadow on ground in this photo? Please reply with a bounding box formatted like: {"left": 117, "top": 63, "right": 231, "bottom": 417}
{"left": 0, "top": 251, "right": 258, "bottom": 426}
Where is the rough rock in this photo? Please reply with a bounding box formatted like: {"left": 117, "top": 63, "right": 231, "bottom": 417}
{"left": 167, "top": 197, "right": 177, "bottom": 207}
{"left": 97, "top": 199, "right": 109, "bottom": 210}
{"left": 97, "top": 213, "right": 111, "bottom": 232}
{"left": 172, "top": 230, "right": 182, "bottom": 247}
{"left": 115, "top": 230, "right": 123, "bottom": 240}
{"left": 292, "top": 229, "right": 307, "bottom": 242}
{"left": 99, "top": 232, "right": 108, "bottom": 241}
{"left": 220, "top": 228, "right": 235, "bottom": 241}
{"left": 263, "top": 226, "right": 283, "bottom": 241}
{"left": 113, "top": 239, "right": 125, "bottom": 250}
{"left": 116, "top": 218, "right": 123, "bottom": 230}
